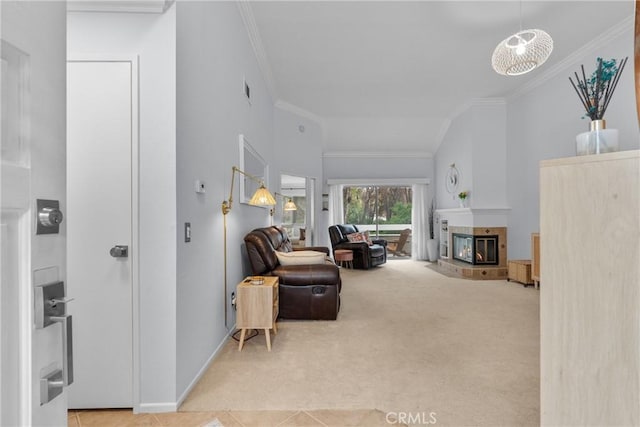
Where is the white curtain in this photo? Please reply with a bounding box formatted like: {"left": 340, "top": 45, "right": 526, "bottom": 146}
{"left": 411, "top": 184, "right": 429, "bottom": 260}
{"left": 328, "top": 184, "right": 344, "bottom": 226}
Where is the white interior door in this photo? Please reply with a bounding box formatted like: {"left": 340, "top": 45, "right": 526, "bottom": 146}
{"left": 67, "top": 59, "right": 136, "bottom": 408}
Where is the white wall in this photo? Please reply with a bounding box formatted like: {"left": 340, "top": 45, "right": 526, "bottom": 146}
{"left": 506, "top": 26, "right": 639, "bottom": 259}
{"left": 435, "top": 108, "right": 473, "bottom": 209}
{"left": 273, "top": 107, "right": 324, "bottom": 245}
{"left": 175, "top": 1, "right": 275, "bottom": 401}
{"left": 324, "top": 154, "right": 433, "bottom": 182}
{"left": 434, "top": 101, "right": 508, "bottom": 211}
{"left": 471, "top": 102, "right": 507, "bottom": 209}
{"left": 324, "top": 117, "right": 443, "bottom": 152}
{"left": 436, "top": 22, "right": 639, "bottom": 260}
{"left": 68, "top": 8, "right": 178, "bottom": 408}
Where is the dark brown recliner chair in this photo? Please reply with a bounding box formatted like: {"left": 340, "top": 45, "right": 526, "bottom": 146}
{"left": 244, "top": 226, "right": 341, "bottom": 320}
{"left": 328, "top": 224, "right": 387, "bottom": 270}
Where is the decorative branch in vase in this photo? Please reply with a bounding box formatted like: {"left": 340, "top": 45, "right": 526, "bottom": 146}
{"left": 569, "top": 56, "right": 628, "bottom": 155}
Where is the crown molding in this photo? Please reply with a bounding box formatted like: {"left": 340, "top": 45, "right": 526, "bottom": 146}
{"left": 274, "top": 99, "right": 325, "bottom": 127}
{"left": 449, "top": 97, "right": 507, "bottom": 122}
{"left": 508, "top": 15, "right": 634, "bottom": 100}
{"left": 67, "top": 0, "right": 174, "bottom": 13}
{"left": 327, "top": 178, "right": 430, "bottom": 186}
{"left": 237, "top": 1, "right": 278, "bottom": 101}
{"left": 323, "top": 151, "right": 433, "bottom": 159}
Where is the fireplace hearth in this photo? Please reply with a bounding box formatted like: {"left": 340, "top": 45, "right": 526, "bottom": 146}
{"left": 452, "top": 233, "right": 499, "bottom": 265}
{"left": 436, "top": 223, "right": 507, "bottom": 280}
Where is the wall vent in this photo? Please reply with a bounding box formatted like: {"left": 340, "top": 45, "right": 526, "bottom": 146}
{"left": 243, "top": 78, "right": 251, "bottom": 104}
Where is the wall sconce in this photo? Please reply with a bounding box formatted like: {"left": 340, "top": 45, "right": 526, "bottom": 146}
{"left": 222, "top": 166, "right": 276, "bottom": 215}
{"left": 269, "top": 192, "right": 297, "bottom": 224}
{"left": 222, "top": 166, "right": 275, "bottom": 328}
{"left": 276, "top": 192, "right": 298, "bottom": 211}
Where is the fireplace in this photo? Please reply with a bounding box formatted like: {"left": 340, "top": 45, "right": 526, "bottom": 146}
{"left": 452, "top": 233, "right": 499, "bottom": 265}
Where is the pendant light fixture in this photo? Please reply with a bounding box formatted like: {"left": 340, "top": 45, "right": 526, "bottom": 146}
{"left": 491, "top": 1, "right": 553, "bottom": 76}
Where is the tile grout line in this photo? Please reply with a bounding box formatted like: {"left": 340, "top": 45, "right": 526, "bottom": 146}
{"left": 225, "top": 410, "right": 248, "bottom": 427}
{"left": 151, "top": 414, "right": 162, "bottom": 426}
{"left": 302, "top": 410, "right": 329, "bottom": 427}
{"left": 274, "top": 410, "right": 302, "bottom": 426}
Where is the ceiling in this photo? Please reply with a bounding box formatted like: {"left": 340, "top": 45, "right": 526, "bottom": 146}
{"left": 246, "top": 1, "right": 634, "bottom": 154}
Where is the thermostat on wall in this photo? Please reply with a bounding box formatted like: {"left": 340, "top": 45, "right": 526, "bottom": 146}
{"left": 194, "top": 180, "right": 206, "bottom": 194}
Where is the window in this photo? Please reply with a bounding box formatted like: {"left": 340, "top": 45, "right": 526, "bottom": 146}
{"left": 343, "top": 186, "right": 412, "bottom": 241}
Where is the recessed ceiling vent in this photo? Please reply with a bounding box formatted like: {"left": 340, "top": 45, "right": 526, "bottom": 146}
{"left": 243, "top": 78, "right": 251, "bottom": 104}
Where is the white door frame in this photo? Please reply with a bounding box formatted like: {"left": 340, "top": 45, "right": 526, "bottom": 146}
{"left": 67, "top": 54, "right": 140, "bottom": 412}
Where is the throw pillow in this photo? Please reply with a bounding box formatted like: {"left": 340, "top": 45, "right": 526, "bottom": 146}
{"left": 346, "top": 231, "right": 372, "bottom": 245}
{"left": 275, "top": 250, "right": 326, "bottom": 266}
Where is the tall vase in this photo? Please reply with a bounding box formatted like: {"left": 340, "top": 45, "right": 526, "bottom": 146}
{"left": 576, "top": 119, "right": 619, "bottom": 155}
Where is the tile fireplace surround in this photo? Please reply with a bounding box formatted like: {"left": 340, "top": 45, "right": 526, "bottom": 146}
{"left": 435, "top": 208, "right": 509, "bottom": 280}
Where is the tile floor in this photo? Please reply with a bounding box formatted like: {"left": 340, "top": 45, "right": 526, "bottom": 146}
{"left": 67, "top": 408, "right": 401, "bottom": 426}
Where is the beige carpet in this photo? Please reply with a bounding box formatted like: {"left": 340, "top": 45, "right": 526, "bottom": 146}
{"left": 180, "top": 260, "right": 540, "bottom": 426}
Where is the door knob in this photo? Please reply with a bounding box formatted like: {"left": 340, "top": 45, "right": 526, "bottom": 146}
{"left": 110, "top": 245, "right": 128, "bottom": 258}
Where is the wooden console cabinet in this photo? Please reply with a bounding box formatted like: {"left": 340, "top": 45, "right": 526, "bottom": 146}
{"left": 540, "top": 151, "right": 640, "bottom": 426}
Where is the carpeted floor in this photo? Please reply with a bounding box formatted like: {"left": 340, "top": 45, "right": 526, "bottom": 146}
{"left": 180, "top": 259, "right": 540, "bottom": 426}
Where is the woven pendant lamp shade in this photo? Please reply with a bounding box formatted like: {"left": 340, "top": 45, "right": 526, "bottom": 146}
{"left": 491, "top": 29, "right": 553, "bottom": 76}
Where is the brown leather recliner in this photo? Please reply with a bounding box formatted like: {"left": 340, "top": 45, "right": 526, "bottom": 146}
{"left": 328, "top": 224, "right": 387, "bottom": 269}
{"left": 244, "top": 226, "right": 341, "bottom": 320}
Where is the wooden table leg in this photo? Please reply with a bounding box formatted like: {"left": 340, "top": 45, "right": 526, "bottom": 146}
{"left": 272, "top": 321, "right": 277, "bottom": 335}
{"left": 238, "top": 328, "right": 246, "bottom": 351}
{"left": 264, "top": 328, "right": 271, "bottom": 351}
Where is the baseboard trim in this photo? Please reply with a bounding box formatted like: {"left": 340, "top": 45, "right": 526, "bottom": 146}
{"left": 137, "top": 402, "right": 178, "bottom": 413}
{"left": 136, "top": 328, "right": 235, "bottom": 414}
{"left": 175, "top": 327, "right": 235, "bottom": 409}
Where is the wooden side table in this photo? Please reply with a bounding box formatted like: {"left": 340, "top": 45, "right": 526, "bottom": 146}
{"left": 236, "top": 276, "right": 279, "bottom": 351}
{"left": 507, "top": 259, "right": 534, "bottom": 287}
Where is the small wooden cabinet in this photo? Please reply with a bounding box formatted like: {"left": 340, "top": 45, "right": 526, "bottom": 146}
{"left": 507, "top": 259, "right": 533, "bottom": 286}
{"left": 236, "top": 276, "right": 279, "bottom": 351}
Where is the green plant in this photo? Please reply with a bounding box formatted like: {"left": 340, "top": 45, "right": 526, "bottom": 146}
{"left": 569, "top": 57, "right": 628, "bottom": 120}
{"left": 458, "top": 191, "right": 468, "bottom": 200}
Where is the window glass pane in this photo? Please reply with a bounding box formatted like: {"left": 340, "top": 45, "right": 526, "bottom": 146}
{"left": 342, "top": 185, "right": 412, "bottom": 241}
